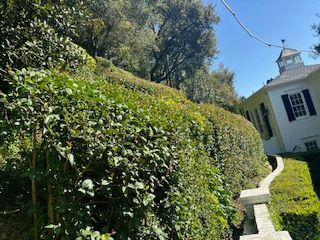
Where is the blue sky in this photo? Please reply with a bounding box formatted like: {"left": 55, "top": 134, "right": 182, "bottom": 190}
{"left": 205, "top": 0, "right": 320, "bottom": 97}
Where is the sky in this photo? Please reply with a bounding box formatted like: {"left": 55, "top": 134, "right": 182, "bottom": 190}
{"left": 204, "top": 0, "right": 320, "bottom": 97}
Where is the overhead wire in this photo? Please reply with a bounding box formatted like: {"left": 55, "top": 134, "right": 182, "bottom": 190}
{"left": 220, "top": 0, "right": 318, "bottom": 54}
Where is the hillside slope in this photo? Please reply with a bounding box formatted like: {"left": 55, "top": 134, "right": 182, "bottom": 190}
{"left": 0, "top": 59, "right": 266, "bottom": 239}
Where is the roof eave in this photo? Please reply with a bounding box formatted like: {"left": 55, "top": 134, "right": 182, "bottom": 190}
{"left": 265, "top": 76, "right": 307, "bottom": 90}
{"left": 275, "top": 48, "right": 301, "bottom": 63}
{"left": 240, "top": 86, "right": 267, "bottom": 105}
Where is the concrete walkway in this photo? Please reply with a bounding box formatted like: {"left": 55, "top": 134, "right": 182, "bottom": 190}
{"left": 239, "top": 155, "right": 292, "bottom": 240}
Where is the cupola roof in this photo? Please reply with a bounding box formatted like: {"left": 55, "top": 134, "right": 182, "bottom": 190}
{"left": 276, "top": 48, "right": 301, "bottom": 63}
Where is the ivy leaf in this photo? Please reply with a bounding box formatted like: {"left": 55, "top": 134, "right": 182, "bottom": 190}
{"left": 65, "top": 88, "right": 73, "bottom": 95}
{"left": 123, "top": 211, "right": 133, "bottom": 218}
{"left": 143, "top": 193, "right": 155, "bottom": 206}
{"left": 67, "top": 153, "right": 75, "bottom": 166}
{"left": 101, "top": 179, "right": 109, "bottom": 186}
{"left": 45, "top": 224, "right": 60, "bottom": 229}
{"left": 152, "top": 226, "right": 168, "bottom": 240}
{"left": 79, "top": 179, "right": 95, "bottom": 197}
{"left": 82, "top": 179, "right": 94, "bottom": 190}
{"left": 135, "top": 182, "right": 144, "bottom": 190}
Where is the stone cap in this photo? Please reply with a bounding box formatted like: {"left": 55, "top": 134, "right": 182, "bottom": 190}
{"left": 240, "top": 187, "right": 270, "bottom": 206}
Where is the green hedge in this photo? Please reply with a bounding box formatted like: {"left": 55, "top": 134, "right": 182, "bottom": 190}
{"left": 102, "top": 62, "right": 266, "bottom": 197}
{"left": 269, "top": 155, "right": 320, "bottom": 239}
{"left": 0, "top": 63, "right": 265, "bottom": 239}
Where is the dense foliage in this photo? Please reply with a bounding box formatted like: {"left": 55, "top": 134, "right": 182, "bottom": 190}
{"left": 0, "top": 0, "right": 95, "bottom": 92}
{"left": 183, "top": 65, "right": 238, "bottom": 112}
{"left": 0, "top": 0, "right": 238, "bottom": 111}
{"left": 79, "top": 0, "right": 239, "bottom": 110}
{"left": 0, "top": 1, "right": 262, "bottom": 238}
{"left": 269, "top": 153, "right": 320, "bottom": 240}
{"left": 313, "top": 15, "right": 320, "bottom": 54}
{"left": 0, "top": 60, "right": 265, "bottom": 239}
{"left": 79, "top": 0, "right": 219, "bottom": 88}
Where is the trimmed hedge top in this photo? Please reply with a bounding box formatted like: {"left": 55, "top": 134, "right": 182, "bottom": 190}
{"left": 269, "top": 155, "right": 320, "bottom": 240}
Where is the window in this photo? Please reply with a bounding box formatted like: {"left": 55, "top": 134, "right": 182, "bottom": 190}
{"left": 305, "top": 141, "right": 318, "bottom": 151}
{"left": 289, "top": 93, "right": 307, "bottom": 117}
{"left": 240, "top": 108, "right": 245, "bottom": 117}
{"left": 279, "top": 61, "right": 284, "bottom": 67}
{"left": 245, "top": 111, "right": 251, "bottom": 121}
{"left": 282, "top": 89, "right": 317, "bottom": 122}
{"left": 286, "top": 58, "right": 293, "bottom": 64}
{"left": 254, "top": 109, "right": 263, "bottom": 133}
{"left": 260, "top": 103, "right": 273, "bottom": 138}
{"left": 250, "top": 111, "right": 258, "bottom": 129}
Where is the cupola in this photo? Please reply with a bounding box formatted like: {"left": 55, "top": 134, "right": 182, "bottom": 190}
{"left": 276, "top": 48, "right": 304, "bottom": 74}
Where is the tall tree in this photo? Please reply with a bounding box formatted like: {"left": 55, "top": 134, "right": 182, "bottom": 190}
{"left": 78, "top": 0, "right": 219, "bottom": 88}
{"left": 149, "top": 0, "right": 219, "bottom": 88}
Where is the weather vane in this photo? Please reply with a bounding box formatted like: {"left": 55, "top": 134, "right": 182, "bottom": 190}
{"left": 281, "top": 39, "right": 286, "bottom": 48}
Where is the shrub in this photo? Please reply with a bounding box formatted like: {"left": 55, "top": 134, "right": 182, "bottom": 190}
{"left": 0, "top": 65, "right": 265, "bottom": 239}
{"left": 101, "top": 64, "right": 266, "bottom": 197}
{"left": 0, "top": 1, "right": 93, "bottom": 92}
{"left": 269, "top": 156, "right": 320, "bottom": 239}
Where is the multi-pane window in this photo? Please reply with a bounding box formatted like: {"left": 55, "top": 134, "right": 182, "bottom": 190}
{"left": 282, "top": 89, "right": 316, "bottom": 122}
{"left": 254, "top": 109, "right": 263, "bottom": 133}
{"left": 286, "top": 58, "right": 293, "bottom": 64}
{"left": 250, "top": 111, "right": 258, "bottom": 129}
{"left": 294, "top": 56, "right": 301, "bottom": 63}
{"left": 289, "top": 93, "right": 307, "bottom": 117}
{"left": 305, "top": 141, "right": 318, "bottom": 151}
{"left": 279, "top": 61, "right": 284, "bottom": 67}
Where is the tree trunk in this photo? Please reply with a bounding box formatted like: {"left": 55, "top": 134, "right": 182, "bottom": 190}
{"left": 31, "top": 127, "right": 39, "bottom": 240}
{"left": 47, "top": 151, "right": 55, "bottom": 224}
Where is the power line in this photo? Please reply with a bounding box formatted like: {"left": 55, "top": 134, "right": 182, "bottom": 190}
{"left": 220, "top": 0, "right": 318, "bottom": 54}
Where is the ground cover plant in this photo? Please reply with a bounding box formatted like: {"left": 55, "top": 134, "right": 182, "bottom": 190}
{"left": 269, "top": 152, "right": 320, "bottom": 240}
{"left": 0, "top": 59, "right": 266, "bottom": 239}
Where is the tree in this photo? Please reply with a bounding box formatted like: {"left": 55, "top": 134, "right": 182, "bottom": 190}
{"left": 77, "top": 0, "right": 219, "bottom": 88}
{"left": 149, "top": 0, "right": 219, "bottom": 88}
{"left": 313, "top": 14, "right": 320, "bottom": 54}
{"left": 183, "top": 65, "right": 238, "bottom": 112}
{"left": 214, "top": 63, "right": 235, "bottom": 86}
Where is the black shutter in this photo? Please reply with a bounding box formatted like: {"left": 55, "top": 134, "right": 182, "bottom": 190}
{"left": 260, "top": 103, "right": 273, "bottom": 138}
{"left": 281, "top": 94, "right": 296, "bottom": 122}
{"left": 240, "top": 108, "right": 245, "bottom": 117}
{"left": 245, "top": 111, "right": 251, "bottom": 121}
{"left": 302, "top": 89, "right": 317, "bottom": 116}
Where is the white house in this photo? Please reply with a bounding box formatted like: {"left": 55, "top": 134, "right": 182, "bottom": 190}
{"left": 240, "top": 48, "right": 320, "bottom": 154}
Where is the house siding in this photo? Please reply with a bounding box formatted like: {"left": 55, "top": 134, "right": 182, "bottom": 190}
{"left": 267, "top": 79, "right": 320, "bottom": 152}
{"left": 240, "top": 90, "right": 284, "bottom": 154}
{"left": 309, "top": 71, "right": 320, "bottom": 109}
